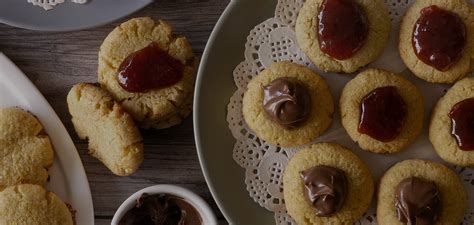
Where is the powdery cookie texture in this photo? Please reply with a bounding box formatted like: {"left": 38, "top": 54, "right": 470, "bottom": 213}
{"left": 0, "top": 107, "right": 53, "bottom": 191}
{"left": 67, "top": 83, "right": 143, "bottom": 176}
{"left": 430, "top": 77, "right": 474, "bottom": 167}
{"left": 295, "top": 0, "right": 391, "bottom": 73}
{"left": 377, "top": 159, "right": 467, "bottom": 225}
{"left": 283, "top": 143, "right": 374, "bottom": 225}
{"left": 399, "top": 0, "right": 474, "bottom": 83}
{"left": 340, "top": 69, "right": 424, "bottom": 154}
{"left": 98, "top": 17, "right": 198, "bottom": 129}
{"left": 242, "top": 61, "right": 334, "bottom": 147}
{"left": 0, "top": 184, "right": 74, "bottom": 225}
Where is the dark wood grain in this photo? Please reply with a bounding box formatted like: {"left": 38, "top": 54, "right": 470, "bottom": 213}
{"left": 0, "top": 0, "right": 230, "bottom": 224}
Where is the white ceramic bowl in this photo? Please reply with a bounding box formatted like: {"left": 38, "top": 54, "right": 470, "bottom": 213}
{"left": 111, "top": 184, "right": 218, "bottom": 225}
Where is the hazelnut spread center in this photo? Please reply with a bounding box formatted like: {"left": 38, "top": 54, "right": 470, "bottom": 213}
{"left": 317, "top": 0, "right": 368, "bottom": 60}
{"left": 413, "top": 5, "right": 467, "bottom": 72}
{"left": 118, "top": 193, "right": 202, "bottom": 225}
{"left": 358, "top": 86, "right": 407, "bottom": 142}
{"left": 300, "top": 165, "right": 348, "bottom": 216}
{"left": 448, "top": 98, "right": 474, "bottom": 151}
{"left": 118, "top": 42, "right": 184, "bottom": 93}
{"left": 263, "top": 77, "right": 311, "bottom": 129}
{"left": 395, "top": 177, "right": 442, "bottom": 225}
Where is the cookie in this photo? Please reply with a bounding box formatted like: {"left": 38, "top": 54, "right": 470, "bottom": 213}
{"left": 340, "top": 69, "right": 424, "bottom": 154}
{"left": 377, "top": 159, "right": 467, "bottom": 225}
{"left": 430, "top": 77, "right": 474, "bottom": 167}
{"left": 242, "top": 61, "right": 334, "bottom": 147}
{"left": 283, "top": 143, "right": 374, "bottom": 225}
{"left": 0, "top": 107, "right": 54, "bottom": 190}
{"left": 295, "top": 0, "right": 390, "bottom": 73}
{"left": 67, "top": 83, "right": 143, "bottom": 176}
{"left": 98, "top": 17, "right": 198, "bottom": 129}
{"left": 399, "top": 0, "right": 474, "bottom": 83}
{"left": 0, "top": 184, "right": 74, "bottom": 225}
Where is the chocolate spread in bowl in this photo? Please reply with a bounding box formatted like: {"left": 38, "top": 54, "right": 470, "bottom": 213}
{"left": 118, "top": 193, "right": 202, "bottom": 225}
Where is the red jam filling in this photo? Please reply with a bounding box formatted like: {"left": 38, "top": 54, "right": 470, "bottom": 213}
{"left": 118, "top": 42, "right": 184, "bottom": 93}
{"left": 317, "top": 0, "right": 368, "bottom": 60}
{"left": 358, "top": 86, "right": 407, "bottom": 142}
{"left": 448, "top": 98, "right": 474, "bottom": 151}
{"left": 413, "top": 5, "right": 467, "bottom": 72}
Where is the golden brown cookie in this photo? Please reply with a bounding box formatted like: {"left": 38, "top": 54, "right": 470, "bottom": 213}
{"left": 429, "top": 77, "right": 474, "bottom": 167}
{"left": 98, "top": 17, "right": 198, "bottom": 129}
{"left": 340, "top": 68, "right": 424, "bottom": 154}
{"left": 0, "top": 107, "right": 53, "bottom": 190}
{"left": 0, "top": 184, "right": 74, "bottom": 225}
{"left": 377, "top": 159, "right": 467, "bottom": 225}
{"left": 399, "top": 0, "right": 474, "bottom": 83}
{"left": 295, "top": 0, "right": 391, "bottom": 73}
{"left": 67, "top": 83, "right": 143, "bottom": 176}
{"left": 242, "top": 61, "right": 334, "bottom": 148}
{"left": 283, "top": 143, "right": 374, "bottom": 225}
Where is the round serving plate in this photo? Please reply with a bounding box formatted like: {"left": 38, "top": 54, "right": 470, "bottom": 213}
{"left": 0, "top": 0, "right": 152, "bottom": 32}
{"left": 194, "top": 0, "right": 277, "bottom": 224}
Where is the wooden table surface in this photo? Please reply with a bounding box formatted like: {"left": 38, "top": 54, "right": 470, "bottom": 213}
{"left": 0, "top": 1, "right": 230, "bottom": 224}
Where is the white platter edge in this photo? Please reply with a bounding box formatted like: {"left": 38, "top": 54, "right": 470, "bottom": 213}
{"left": 0, "top": 52, "right": 94, "bottom": 225}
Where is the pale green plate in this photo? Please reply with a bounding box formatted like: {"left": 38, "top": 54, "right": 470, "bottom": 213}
{"left": 194, "top": 0, "right": 277, "bottom": 224}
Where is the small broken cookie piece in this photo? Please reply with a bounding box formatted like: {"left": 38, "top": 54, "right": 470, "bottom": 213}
{"left": 0, "top": 184, "right": 74, "bottom": 225}
{"left": 0, "top": 107, "right": 54, "bottom": 190}
{"left": 67, "top": 83, "right": 143, "bottom": 176}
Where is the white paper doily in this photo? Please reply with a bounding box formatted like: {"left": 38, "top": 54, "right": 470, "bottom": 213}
{"left": 28, "top": 0, "right": 88, "bottom": 10}
{"left": 227, "top": 0, "right": 474, "bottom": 224}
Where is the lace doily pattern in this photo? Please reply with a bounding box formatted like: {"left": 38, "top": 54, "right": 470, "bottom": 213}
{"left": 28, "top": 0, "right": 87, "bottom": 10}
{"left": 228, "top": 0, "right": 474, "bottom": 224}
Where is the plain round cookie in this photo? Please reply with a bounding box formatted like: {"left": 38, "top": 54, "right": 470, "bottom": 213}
{"left": 98, "top": 17, "right": 198, "bottom": 129}
{"left": 283, "top": 143, "right": 374, "bottom": 225}
{"left": 430, "top": 77, "right": 474, "bottom": 167}
{"left": 242, "top": 61, "right": 334, "bottom": 147}
{"left": 0, "top": 184, "right": 73, "bottom": 225}
{"left": 399, "top": 0, "right": 474, "bottom": 83}
{"left": 340, "top": 68, "right": 424, "bottom": 154}
{"left": 67, "top": 83, "right": 144, "bottom": 176}
{"left": 377, "top": 159, "right": 467, "bottom": 225}
{"left": 295, "top": 0, "right": 391, "bottom": 73}
{"left": 0, "top": 107, "right": 53, "bottom": 191}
